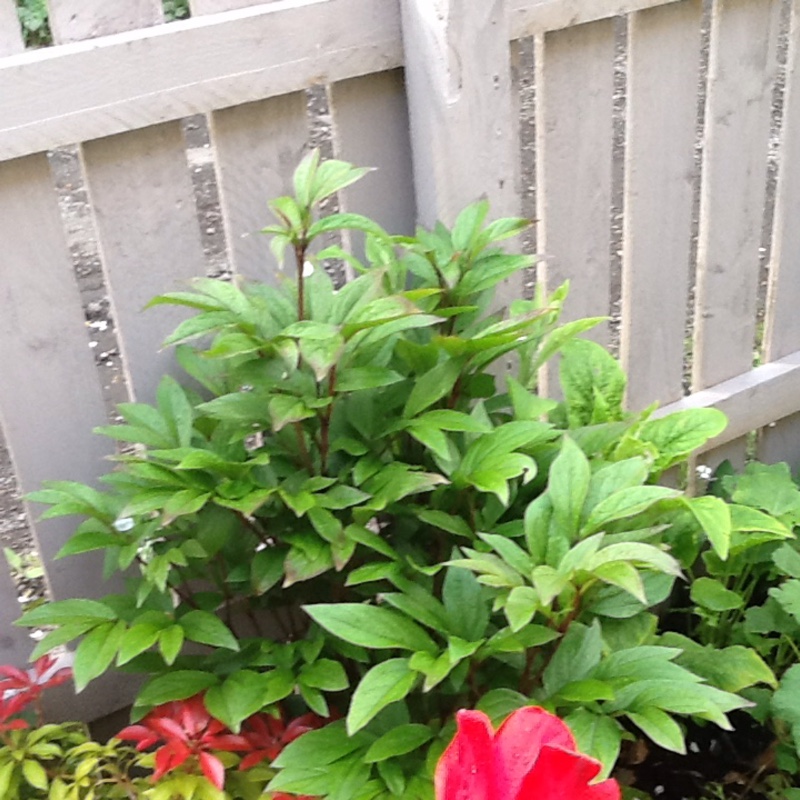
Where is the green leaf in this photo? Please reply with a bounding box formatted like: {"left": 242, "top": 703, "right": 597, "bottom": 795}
{"left": 269, "top": 395, "right": 315, "bottom": 432}
{"left": 686, "top": 495, "right": 732, "bottom": 560}
{"left": 403, "top": 360, "right": 463, "bottom": 418}
{"left": 584, "top": 486, "right": 678, "bottom": 533}
{"left": 564, "top": 710, "right": 622, "bottom": 778}
{"left": 137, "top": 671, "right": 219, "bottom": 706}
{"left": 117, "top": 623, "right": 162, "bottom": 665}
{"left": 559, "top": 339, "right": 626, "bottom": 426}
{"left": 300, "top": 659, "right": 349, "bottom": 692}
{"left": 627, "top": 708, "right": 686, "bottom": 754}
{"left": 336, "top": 367, "right": 405, "bottom": 392}
{"left": 346, "top": 658, "right": 417, "bottom": 734}
{"left": 542, "top": 621, "right": 603, "bottom": 697}
{"left": 548, "top": 436, "right": 590, "bottom": 538}
{"left": 442, "top": 566, "right": 489, "bottom": 641}
{"left": 690, "top": 577, "right": 743, "bottom": 612}
{"left": 770, "top": 579, "right": 800, "bottom": 624}
{"left": 730, "top": 462, "right": 800, "bottom": 517}
{"left": 304, "top": 603, "right": 438, "bottom": 653}
{"left": 639, "top": 408, "right": 727, "bottom": 470}
{"left": 364, "top": 724, "right": 433, "bottom": 763}
{"left": 17, "top": 598, "right": 117, "bottom": 628}
{"left": 22, "top": 759, "right": 48, "bottom": 791}
{"left": 504, "top": 586, "right": 538, "bottom": 632}
{"left": 159, "top": 625, "right": 185, "bottom": 665}
{"left": 204, "top": 671, "right": 272, "bottom": 732}
{"left": 179, "top": 610, "right": 239, "bottom": 650}
{"left": 262, "top": 668, "right": 296, "bottom": 705}
{"left": 772, "top": 664, "right": 800, "bottom": 736}
{"left": 73, "top": 620, "right": 127, "bottom": 692}
{"left": 273, "top": 720, "right": 364, "bottom": 769}
{"left": 56, "top": 530, "right": 125, "bottom": 558}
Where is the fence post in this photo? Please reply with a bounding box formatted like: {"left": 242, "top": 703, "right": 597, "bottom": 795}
{"left": 399, "top": 0, "right": 519, "bottom": 227}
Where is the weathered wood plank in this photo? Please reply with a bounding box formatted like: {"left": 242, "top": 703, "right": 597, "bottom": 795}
{"left": 190, "top": 0, "right": 279, "bottom": 12}
{"left": 510, "top": 0, "right": 684, "bottom": 37}
{"left": 0, "top": 0, "right": 402, "bottom": 162}
{"left": 330, "top": 69, "right": 416, "bottom": 258}
{"left": 656, "top": 348, "right": 800, "bottom": 454}
{"left": 47, "top": 0, "right": 163, "bottom": 43}
{"left": 692, "top": 0, "right": 781, "bottom": 390}
{"left": 536, "top": 20, "right": 615, "bottom": 343}
{"left": 81, "top": 123, "right": 208, "bottom": 404}
{"left": 399, "top": 0, "right": 519, "bottom": 226}
{"left": 621, "top": 0, "right": 703, "bottom": 410}
{"left": 759, "top": 0, "right": 800, "bottom": 467}
{"left": 0, "top": 0, "right": 24, "bottom": 54}
{"left": 210, "top": 93, "right": 308, "bottom": 280}
{"left": 0, "top": 154, "right": 113, "bottom": 599}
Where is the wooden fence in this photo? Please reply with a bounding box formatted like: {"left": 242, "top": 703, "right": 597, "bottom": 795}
{"left": 1, "top": 0, "right": 800, "bottom": 719}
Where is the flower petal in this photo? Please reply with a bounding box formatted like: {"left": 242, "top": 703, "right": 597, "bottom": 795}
{"left": 199, "top": 751, "right": 226, "bottom": 791}
{"left": 493, "top": 706, "right": 577, "bottom": 800}
{"left": 516, "top": 746, "right": 620, "bottom": 800}
{"left": 435, "top": 710, "right": 495, "bottom": 800}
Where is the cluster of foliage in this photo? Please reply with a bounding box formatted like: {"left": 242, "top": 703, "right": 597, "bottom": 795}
{"left": 15, "top": 153, "right": 797, "bottom": 798}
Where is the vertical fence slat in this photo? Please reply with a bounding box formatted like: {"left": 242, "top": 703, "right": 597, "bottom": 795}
{"left": 536, "top": 20, "right": 616, "bottom": 344}
{"left": 210, "top": 94, "right": 309, "bottom": 280}
{"left": 330, "top": 69, "right": 416, "bottom": 256}
{"left": 81, "top": 124, "right": 209, "bottom": 403}
{"left": 400, "top": 0, "right": 519, "bottom": 227}
{"left": 621, "top": 0, "right": 703, "bottom": 411}
{"left": 693, "top": 0, "right": 780, "bottom": 388}
{"left": 692, "top": 0, "right": 781, "bottom": 470}
{"left": 0, "top": 155, "right": 113, "bottom": 600}
{"left": 0, "top": 0, "right": 24, "bottom": 53}
{"left": 759, "top": 0, "right": 800, "bottom": 467}
{"left": 46, "top": 0, "right": 164, "bottom": 42}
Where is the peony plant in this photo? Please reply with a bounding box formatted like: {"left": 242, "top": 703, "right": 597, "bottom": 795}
{"left": 14, "top": 152, "right": 786, "bottom": 798}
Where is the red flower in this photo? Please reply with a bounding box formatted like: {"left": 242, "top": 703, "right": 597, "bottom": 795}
{"left": 0, "top": 655, "right": 72, "bottom": 706}
{"left": 117, "top": 694, "right": 250, "bottom": 790}
{"left": 239, "top": 710, "right": 330, "bottom": 770}
{"left": 435, "top": 707, "right": 620, "bottom": 800}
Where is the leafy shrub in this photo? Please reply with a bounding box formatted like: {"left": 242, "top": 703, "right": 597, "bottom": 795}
{"left": 17, "top": 153, "right": 784, "bottom": 798}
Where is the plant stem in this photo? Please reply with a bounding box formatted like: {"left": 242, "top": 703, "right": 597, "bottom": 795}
{"left": 293, "top": 422, "right": 315, "bottom": 473}
{"left": 295, "top": 241, "right": 308, "bottom": 320}
{"left": 320, "top": 365, "right": 337, "bottom": 474}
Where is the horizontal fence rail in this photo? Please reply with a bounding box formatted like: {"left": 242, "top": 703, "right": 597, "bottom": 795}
{"left": 0, "top": 0, "right": 799, "bottom": 720}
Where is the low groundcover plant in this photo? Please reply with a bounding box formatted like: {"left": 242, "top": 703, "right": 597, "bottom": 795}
{"left": 12, "top": 152, "right": 792, "bottom": 798}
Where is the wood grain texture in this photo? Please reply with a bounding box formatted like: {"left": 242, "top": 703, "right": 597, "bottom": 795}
{"left": 190, "top": 0, "right": 281, "bottom": 12}
{"left": 210, "top": 93, "right": 309, "bottom": 280}
{"left": 0, "top": 154, "right": 113, "bottom": 600}
{"left": 48, "top": 0, "right": 164, "bottom": 43}
{"left": 510, "top": 0, "right": 684, "bottom": 37}
{"left": 0, "top": 0, "right": 402, "bottom": 161}
{"left": 621, "top": 0, "right": 703, "bottom": 410}
{"left": 0, "top": 0, "right": 24, "bottom": 55}
{"left": 692, "top": 0, "right": 781, "bottom": 390}
{"left": 81, "top": 123, "right": 208, "bottom": 404}
{"left": 535, "top": 20, "right": 615, "bottom": 343}
{"left": 400, "top": 0, "right": 519, "bottom": 226}
{"left": 330, "top": 69, "right": 416, "bottom": 259}
{"left": 759, "top": 0, "right": 800, "bottom": 466}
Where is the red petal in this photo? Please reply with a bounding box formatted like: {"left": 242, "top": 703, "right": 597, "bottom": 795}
{"left": 493, "top": 707, "right": 577, "bottom": 800}
{"left": 239, "top": 750, "right": 270, "bottom": 771}
{"left": 0, "top": 719, "right": 29, "bottom": 732}
{"left": 516, "top": 746, "right": 620, "bottom": 800}
{"left": 199, "top": 751, "right": 226, "bottom": 791}
{"left": 150, "top": 716, "right": 189, "bottom": 742}
{"left": 116, "top": 724, "right": 159, "bottom": 748}
{"left": 41, "top": 668, "right": 73, "bottom": 690}
{"left": 205, "top": 733, "right": 251, "bottom": 752}
{"left": 0, "top": 665, "right": 30, "bottom": 686}
{"left": 435, "top": 710, "right": 495, "bottom": 800}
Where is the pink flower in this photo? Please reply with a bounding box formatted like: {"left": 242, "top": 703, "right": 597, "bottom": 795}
{"left": 435, "top": 707, "right": 620, "bottom": 800}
